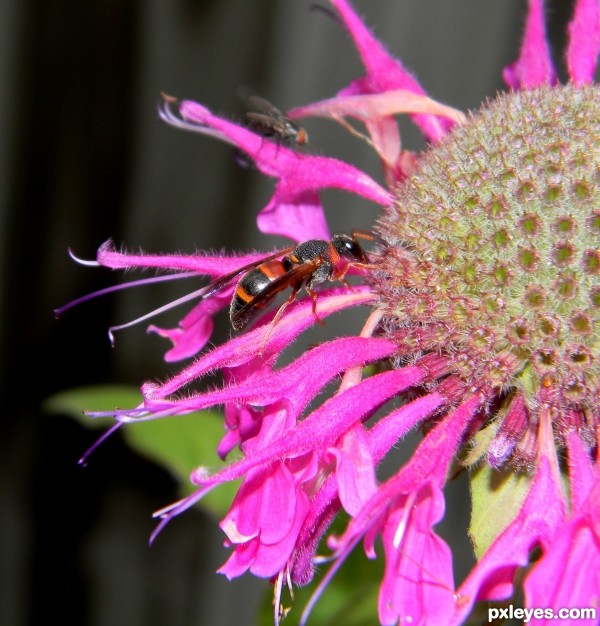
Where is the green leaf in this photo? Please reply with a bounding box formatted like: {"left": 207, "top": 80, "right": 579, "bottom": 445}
{"left": 469, "top": 463, "right": 533, "bottom": 559}
{"left": 45, "top": 385, "right": 237, "bottom": 518}
{"left": 44, "top": 384, "right": 142, "bottom": 424}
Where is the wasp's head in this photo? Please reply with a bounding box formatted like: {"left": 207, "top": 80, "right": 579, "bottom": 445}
{"left": 332, "top": 233, "right": 370, "bottom": 264}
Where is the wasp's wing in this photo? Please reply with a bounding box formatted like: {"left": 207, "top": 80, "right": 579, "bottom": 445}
{"left": 230, "top": 258, "right": 322, "bottom": 330}
{"left": 201, "top": 247, "right": 295, "bottom": 301}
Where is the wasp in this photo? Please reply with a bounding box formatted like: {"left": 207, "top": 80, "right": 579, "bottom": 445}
{"left": 244, "top": 95, "right": 308, "bottom": 149}
{"left": 202, "top": 230, "right": 376, "bottom": 332}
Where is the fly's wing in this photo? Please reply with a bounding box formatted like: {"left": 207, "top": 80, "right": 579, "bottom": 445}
{"left": 230, "top": 258, "right": 322, "bottom": 330}
{"left": 201, "top": 246, "right": 295, "bottom": 301}
{"left": 247, "top": 95, "right": 285, "bottom": 118}
{"left": 245, "top": 112, "right": 287, "bottom": 136}
{"left": 246, "top": 95, "right": 297, "bottom": 139}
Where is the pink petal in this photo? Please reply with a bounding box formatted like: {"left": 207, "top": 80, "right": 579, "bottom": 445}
{"left": 97, "top": 239, "right": 265, "bottom": 274}
{"left": 453, "top": 455, "right": 567, "bottom": 625}
{"left": 166, "top": 99, "right": 390, "bottom": 242}
{"left": 143, "top": 336, "right": 397, "bottom": 423}
{"left": 223, "top": 465, "right": 298, "bottom": 544}
{"left": 333, "top": 394, "right": 482, "bottom": 554}
{"left": 378, "top": 485, "right": 455, "bottom": 626}
{"left": 368, "top": 392, "right": 448, "bottom": 462}
{"left": 148, "top": 289, "right": 230, "bottom": 361}
{"left": 189, "top": 367, "right": 426, "bottom": 489}
{"left": 218, "top": 540, "right": 258, "bottom": 580}
{"left": 257, "top": 189, "right": 329, "bottom": 242}
{"left": 246, "top": 494, "right": 311, "bottom": 578}
{"left": 142, "top": 287, "right": 376, "bottom": 399}
{"left": 523, "top": 513, "right": 600, "bottom": 625}
{"left": 289, "top": 91, "right": 466, "bottom": 174}
{"left": 331, "top": 425, "right": 377, "bottom": 515}
{"left": 567, "top": 431, "right": 598, "bottom": 514}
{"left": 566, "top": 0, "right": 600, "bottom": 84}
{"left": 330, "top": 0, "right": 455, "bottom": 142}
{"left": 502, "top": 0, "right": 557, "bottom": 89}
{"left": 289, "top": 90, "right": 466, "bottom": 127}
{"left": 288, "top": 393, "right": 448, "bottom": 589}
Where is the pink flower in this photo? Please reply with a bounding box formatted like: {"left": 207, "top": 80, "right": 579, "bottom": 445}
{"left": 70, "top": 1, "right": 599, "bottom": 624}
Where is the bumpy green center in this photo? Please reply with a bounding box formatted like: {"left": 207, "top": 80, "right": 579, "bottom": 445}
{"left": 377, "top": 84, "right": 599, "bottom": 413}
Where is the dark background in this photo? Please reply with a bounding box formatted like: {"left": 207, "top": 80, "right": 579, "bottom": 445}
{"left": 1, "top": 1, "right": 575, "bottom": 624}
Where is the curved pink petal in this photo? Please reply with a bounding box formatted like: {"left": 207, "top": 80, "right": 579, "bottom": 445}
{"left": 97, "top": 239, "right": 265, "bottom": 274}
{"left": 289, "top": 90, "right": 466, "bottom": 127}
{"left": 567, "top": 431, "right": 598, "bottom": 514}
{"left": 453, "top": 455, "right": 567, "bottom": 625}
{"left": 378, "top": 485, "right": 455, "bottom": 626}
{"left": 148, "top": 289, "right": 230, "bottom": 361}
{"left": 502, "top": 0, "right": 557, "bottom": 89}
{"left": 223, "top": 465, "right": 298, "bottom": 545}
{"left": 164, "top": 99, "right": 390, "bottom": 242}
{"left": 141, "top": 336, "right": 397, "bottom": 424}
{"left": 330, "top": 0, "right": 455, "bottom": 142}
{"left": 189, "top": 368, "right": 425, "bottom": 489}
{"left": 566, "top": 0, "right": 600, "bottom": 84}
{"left": 332, "top": 394, "right": 481, "bottom": 555}
{"left": 289, "top": 91, "right": 466, "bottom": 174}
{"left": 142, "top": 288, "right": 376, "bottom": 399}
{"left": 331, "top": 425, "right": 377, "bottom": 515}
{"left": 524, "top": 514, "right": 600, "bottom": 625}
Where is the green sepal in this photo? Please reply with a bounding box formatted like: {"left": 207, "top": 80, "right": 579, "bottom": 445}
{"left": 468, "top": 462, "right": 533, "bottom": 559}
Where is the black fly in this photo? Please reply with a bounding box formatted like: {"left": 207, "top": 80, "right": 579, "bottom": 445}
{"left": 235, "top": 95, "right": 308, "bottom": 168}
{"left": 245, "top": 95, "right": 308, "bottom": 148}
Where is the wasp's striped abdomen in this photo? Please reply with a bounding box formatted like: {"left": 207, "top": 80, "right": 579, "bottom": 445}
{"left": 230, "top": 259, "right": 291, "bottom": 330}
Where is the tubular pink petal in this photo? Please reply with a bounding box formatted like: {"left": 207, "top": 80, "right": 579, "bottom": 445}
{"left": 566, "top": 0, "right": 600, "bottom": 85}
{"left": 306, "top": 396, "right": 481, "bottom": 624}
{"left": 378, "top": 485, "right": 455, "bottom": 626}
{"left": 289, "top": 90, "right": 466, "bottom": 128}
{"left": 368, "top": 392, "right": 447, "bottom": 462}
{"left": 133, "top": 335, "right": 397, "bottom": 428}
{"left": 142, "top": 288, "right": 376, "bottom": 400}
{"left": 188, "top": 368, "right": 424, "bottom": 490}
{"left": 502, "top": 0, "right": 556, "bottom": 89}
{"left": 567, "top": 431, "right": 598, "bottom": 514}
{"left": 332, "top": 394, "right": 482, "bottom": 554}
{"left": 97, "top": 239, "right": 265, "bottom": 274}
{"left": 170, "top": 99, "right": 391, "bottom": 241}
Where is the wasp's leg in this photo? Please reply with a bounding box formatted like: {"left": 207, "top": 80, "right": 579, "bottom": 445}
{"left": 259, "top": 286, "right": 300, "bottom": 355}
{"left": 306, "top": 286, "right": 325, "bottom": 326}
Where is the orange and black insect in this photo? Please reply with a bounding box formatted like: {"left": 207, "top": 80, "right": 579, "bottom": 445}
{"left": 245, "top": 95, "right": 308, "bottom": 149}
{"left": 202, "top": 230, "right": 376, "bottom": 331}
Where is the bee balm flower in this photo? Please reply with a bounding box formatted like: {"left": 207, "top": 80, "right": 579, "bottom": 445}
{"left": 74, "top": 0, "right": 599, "bottom": 624}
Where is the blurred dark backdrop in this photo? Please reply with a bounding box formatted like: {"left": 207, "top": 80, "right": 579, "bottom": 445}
{"left": 1, "top": 1, "right": 575, "bottom": 625}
